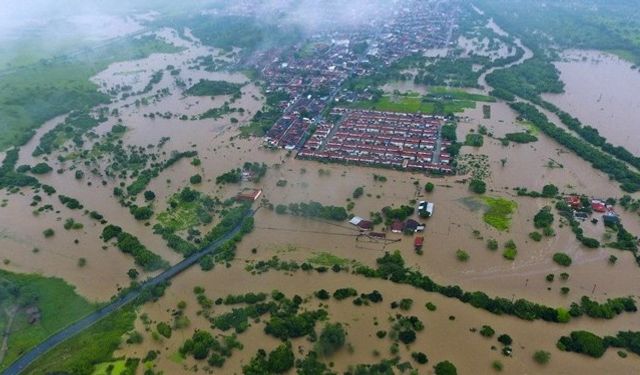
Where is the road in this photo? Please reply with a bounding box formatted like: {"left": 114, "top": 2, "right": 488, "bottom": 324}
{"left": 1, "top": 208, "right": 256, "bottom": 375}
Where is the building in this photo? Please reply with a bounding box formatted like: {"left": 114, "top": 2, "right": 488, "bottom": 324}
{"left": 236, "top": 189, "right": 263, "bottom": 202}
{"left": 390, "top": 220, "right": 405, "bottom": 233}
{"left": 349, "top": 216, "right": 373, "bottom": 230}
{"left": 418, "top": 201, "right": 434, "bottom": 218}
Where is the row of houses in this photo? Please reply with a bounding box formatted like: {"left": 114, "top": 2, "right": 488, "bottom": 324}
{"left": 297, "top": 109, "right": 454, "bottom": 173}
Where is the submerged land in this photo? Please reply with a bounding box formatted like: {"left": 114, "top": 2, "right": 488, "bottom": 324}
{"left": 1, "top": 0, "right": 640, "bottom": 374}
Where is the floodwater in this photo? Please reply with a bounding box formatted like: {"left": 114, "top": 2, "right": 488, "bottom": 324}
{"left": 4, "top": 12, "right": 640, "bottom": 375}
{"left": 3, "top": 27, "right": 263, "bottom": 300}
{"left": 543, "top": 50, "right": 640, "bottom": 155}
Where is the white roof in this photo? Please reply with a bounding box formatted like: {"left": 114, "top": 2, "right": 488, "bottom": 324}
{"left": 349, "top": 216, "right": 364, "bottom": 225}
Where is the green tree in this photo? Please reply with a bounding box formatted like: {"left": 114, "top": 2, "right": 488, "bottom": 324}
{"left": 469, "top": 179, "right": 486, "bottom": 194}
{"left": 268, "top": 341, "right": 295, "bottom": 373}
{"left": 316, "top": 323, "right": 346, "bottom": 357}
{"left": 542, "top": 184, "right": 559, "bottom": 197}
{"left": 434, "top": 360, "right": 457, "bottom": 375}
{"left": 144, "top": 190, "right": 156, "bottom": 201}
{"left": 190, "top": 174, "right": 203, "bottom": 184}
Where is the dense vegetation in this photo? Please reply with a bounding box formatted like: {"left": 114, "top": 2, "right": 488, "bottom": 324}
{"left": 557, "top": 330, "right": 640, "bottom": 359}
{"left": 186, "top": 80, "right": 243, "bottom": 97}
{"left": 352, "top": 251, "right": 636, "bottom": 323}
{"left": 102, "top": 225, "right": 168, "bottom": 271}
{"left": 274, "top": 201, "right": 348, "bottom": 221}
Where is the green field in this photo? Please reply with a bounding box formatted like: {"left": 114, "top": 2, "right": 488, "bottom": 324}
{"left": 92, "top": 360, "right": 127, "bottom": 375}
{"left": 23, "top": 307, "right": 137, "bottom": 375}
{"left": 0, "top": 271, "right": 98, "bottom": 371}
{"left": 482, "top": 197, "right": 517, "bottom": 231}
{"left": 351, "top": 88, "right": 494, "bottom": 115}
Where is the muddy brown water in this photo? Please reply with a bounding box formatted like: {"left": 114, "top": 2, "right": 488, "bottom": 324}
{"left": 2, "top": 20, "right": 640, "bottom": 374}
{"left": 543, "top": 50, "right": 640, "bottom": 155}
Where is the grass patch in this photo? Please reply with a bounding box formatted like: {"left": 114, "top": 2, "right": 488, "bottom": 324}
{"left": 429, "top": 86, "right": 496, "bottom": 102}
{"left": 307, "top": 252, "right": 349, "bottom": 267}
{"left": 0, "top": 270, "right": 97, "bottom": 371}
{"left": 91, "top": 359, "right": 127, "bottom": 375}
{"left": 168, "top": 351, "right": 185, "bottom": 364}
{"left": 482, "top": 197, "right": 517, "bottom": 231}
{"left": 156, "top": 189, "right": 216, "bottom": 232}
{"left": 23, "top": 306, "right": 136, "bottom": 375}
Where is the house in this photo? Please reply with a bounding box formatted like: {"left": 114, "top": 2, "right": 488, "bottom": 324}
{"left": 417, "top": 201, "right": 434, "bottom": 218}
{"left": 565, "top": 195, "right": 581, "bottom": 209}
{"left": 603, "top": 213, "right": 621, "bottom": 226}
{"left": 236, "top": 189, "right": 262, "bottom": 202}
{"left": 349, "top": 216, "right": 373, "bottom": 230}
{"left": 390, "top": 220, "right": 405, "bottom": 233}
{"left": 591, "top": 200, "right": 607, "bottom": 213}
{"left": 405, "top": 219, "right": 425, "bottom": 233}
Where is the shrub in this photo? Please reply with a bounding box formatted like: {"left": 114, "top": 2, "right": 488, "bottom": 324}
{"left": 492, "top": 360, "right": 503, "bottom": 371}
{"left": 315, "top": 289, "right": 330, "bottom": 300}
{"left": 480, "top": 325, "right": 495, "bottom": 337}
{"left": 456, "top": 249, "right": 470, "bottom": 262}
{"left": 190, "top": 174, "right": 202, "bottom": 184}
{"left": 144, "top": 190, "right": 156, "bottom": 201}
{"left": 557, "top": 331, "right": 606, "bottom": 358}
{"left": 502, "top": 247, "right": 518, "bottom": 260}
{"left": 434, "top": 360, "right": 457, "bottom": 375}
{"left": 43, "top": 228, "right": 55, "bottom": 238}
{"left": 469, "top": 179, "right": 486, "bottom": 194}
{"left": 533, "top": 207, "right": 554, "bottom": 228}
{"left": 581, "top": 237, "right": 600, "bottom": 248}
{"left": 425, "top": 302, "right": 437, "bottom": 311}
{"left": 552, "top": 252, "right": 572, "bottom": 267}
{"left": 333, "top": 288, "right": 358, "bottom": 300}
{"left": 425, "top": 182, "right": 435, "bottom": 193}
{"left": 398, "top": 330, "right": 416, "bottom": 344}
{"left": 609, "top": 255, "right": 618, "bottom": 264}
{"left": 465, "top": 133, "right": 484, "bottom": 147}
{"left": 498, "top": 334, "right": 512, "bottom": 346}
{"left": 412, "top": 352, "right": 428, "bottom": 364}
{"left": 352, "top": 187, "right": 364, "bottom": 199}
{"left": 529, "top": 231, "right": 542, "bottom": 241}
{"left": 487, "top": 239, "right": 498, "bottom": 250}
{"left": 31, "top": 162, "right": 53, "bottom": 174}
{"left": 533, "top": 350, "right": 550, "bottom": 364}
{"left": 315, "top": 323, "right": 346, "bottom": 357}
{"left": 157, "top": 322, "right": 172, "bottom": 338}
{"left": 399, "top": 298, "right": 413, "bottom": 311}
{"left": 541, "top": 184, "right": 559, "bottom": 198}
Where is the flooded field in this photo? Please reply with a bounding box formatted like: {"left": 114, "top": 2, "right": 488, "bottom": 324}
{"left": 543, "top": 50, "right": 640, "bottom": 154}
{"left": 4, "top": 12, "right": 640, "bottom": 375}
{"left": 2, "top": 28, "right": 263, "bottom": 300}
